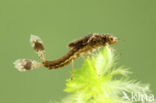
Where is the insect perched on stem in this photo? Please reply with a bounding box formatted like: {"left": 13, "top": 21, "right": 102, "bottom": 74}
{"left": 14, "top": 33, "right": 118, "bottom": 72}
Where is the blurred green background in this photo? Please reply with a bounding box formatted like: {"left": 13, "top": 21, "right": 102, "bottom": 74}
{"left": 0, "top": 0, "right": 155, "bottom": 103}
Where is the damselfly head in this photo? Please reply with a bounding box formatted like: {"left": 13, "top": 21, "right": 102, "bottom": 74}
{"left": 104, "top": 34, "right": 118, "bottom": 44}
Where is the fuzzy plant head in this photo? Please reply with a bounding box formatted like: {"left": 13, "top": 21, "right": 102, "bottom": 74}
{"left": 54, "top": 46, "right": 155, "bottom": 103}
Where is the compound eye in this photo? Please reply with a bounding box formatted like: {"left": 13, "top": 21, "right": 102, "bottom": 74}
{"left": 110, "top": 37, "right": 114, "bottom": 41}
